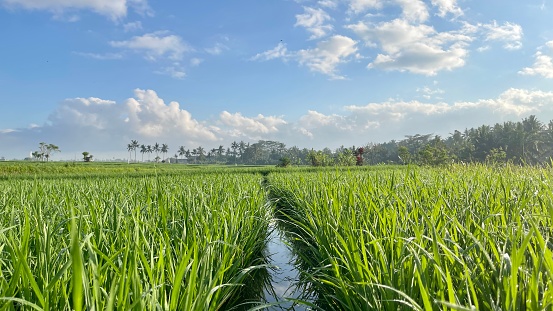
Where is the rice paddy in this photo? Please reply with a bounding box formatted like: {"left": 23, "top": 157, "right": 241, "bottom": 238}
{"left": 1, "top": 163, "right": 553, "bottom": 310}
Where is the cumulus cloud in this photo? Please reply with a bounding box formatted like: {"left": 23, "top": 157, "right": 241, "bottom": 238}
{"left": 3, "top": 88, "right": 553, "bottom": 158}
{"left": 430, "top": 0, "right": 463, "bottom": 17}
{"left": 395, "top": 0, "right": 429, "bottom": 23}
{"left": 1, "top": 0, "right": 150, "bottom": 20}
{"left": 348, "top": 18, "right": 471, "bottom": 75}
{"left": 519, "top": 41, "right": 553, "bottom": 78}
{"left": 348, "top": 0, "right": 383, "bottom": 14}
{"left": 296, "top": 35, "right": 358, "bottom": 79}
{"left": 482, "top": 21, "right": 523, "bottom": 50}
{"left": 218, "top": 112, "right": 287, "bottom": 138}
{"left": 125, "top": 89, "right": 216, "bottom": 141}
{"left": 251, "top": 42, "right": 289, "bottom": 61}
{"left": 110, "top": 32, "right": 190, "bottom": 61}
{"left": 295, "top": 6, "right": 333, "bottom": 39}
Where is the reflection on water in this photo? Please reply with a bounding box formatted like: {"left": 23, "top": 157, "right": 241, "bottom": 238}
{"left": 263, "top": 225, "right": 309, "bottom": 311}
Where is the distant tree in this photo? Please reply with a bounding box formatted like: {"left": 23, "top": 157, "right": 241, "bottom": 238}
{"left": 140, "top": 144, "right": 147, "bottom": 162}
{"left": 131, "top": 140, "right": 139, "bottom": 162}
{"left": 154, "top": 143, "right": 161, "bottom": 161}
{"left": 147, "top": 145, "right": 153, "bottom": 162}
{"left": 82, "top": 151, "right": 93, "bottom": 162}
{"left": 161, "top": 143, "right": 169, "bottom": 162}
{"left": 276, "top": 157, "right": 291, "bottom": 167}
{"left": 31, "top": 151, "right": 41, "bottom": 161}
{"left": 127, "top": 143, "right": 133, "bottom": 162}
{"left": 397, "top": 146, "right": 411, "bottom": 164}
{"left": 45, "top": 144, "right": 60, "bottom": 161}
{"left": 178, "top": 146, "right": 186, "bottom": 160}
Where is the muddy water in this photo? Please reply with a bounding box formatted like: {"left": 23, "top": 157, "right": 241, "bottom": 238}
{"left": 263, "top": 224, "right": 309, "bottom": 311}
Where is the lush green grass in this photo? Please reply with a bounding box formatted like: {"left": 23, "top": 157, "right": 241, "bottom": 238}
{"left": 269, "top": 164, "right": 553, "bottom": 310}
{"left": 0, "top": 172, "right": 272, "bottom": 310}
{"left": 3, "top": 162, "right": 552, "bottom": 310}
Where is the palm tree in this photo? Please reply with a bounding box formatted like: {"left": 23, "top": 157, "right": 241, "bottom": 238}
{"left": 131, "top": 140, "right": 139, "bottom": 162}
{"left": 140, "top": 144, "right": 147, "bottom": 162}
{"left": 178, "top": 146, "right": 186, "bottom": 161}
{"left": 185, "top": 149, "right": 191, "bottom": 162}
{"left": 196, "top": 146, "right": 205, "bottom": 163}
{"left": 231, "top": 141, "right": 238, "bottom": 164}
{"left": 161, "top": 143, "right": 169, "bottom": 162}
{"left": 154, "top": 143, "right": 161, "bottom": 162}
{"left": 147, "top": 145, "right": 153, "bottom": 162}
{"left": 127, "top": 143, "right": 133, "bottom": 163}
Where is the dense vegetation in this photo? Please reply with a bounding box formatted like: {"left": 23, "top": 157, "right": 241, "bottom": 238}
{"left": 269, "top": 165, "right": 553, "bottom": 310}
{"left": 1, "top": 163, "right": 553, "bottom": 310}
{"left": 22, "top": 114, "right": 553, "bottom": 167}
{"left": 0, "top": 171, "right": 271, "bottom": 310}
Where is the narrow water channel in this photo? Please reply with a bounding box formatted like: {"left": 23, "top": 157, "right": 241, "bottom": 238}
{"left": 263, "top": 223, "right": 309, "bottom": 311}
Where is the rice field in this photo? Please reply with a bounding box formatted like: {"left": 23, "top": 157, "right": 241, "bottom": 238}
{"left": 269, "top": 165, "right": 553, "bottom": 310}
{"left": 0, "top": 171, "right": 272, "bottom": 310}
{"left": 1, "top": 163, "right": 553, "bottom": 310}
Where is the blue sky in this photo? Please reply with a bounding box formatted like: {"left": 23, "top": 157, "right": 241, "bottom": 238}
{"left": 1, "top": 0, "right": 553, "bottom": 160}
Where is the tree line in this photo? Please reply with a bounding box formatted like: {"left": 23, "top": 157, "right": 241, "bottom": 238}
{"left": 121, "top": 115, "right": 553, "bottom": 166}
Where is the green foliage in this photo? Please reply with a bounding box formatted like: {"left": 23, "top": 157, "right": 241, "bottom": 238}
{"left": 0, "top": 173, "right": 271, "bottom": 310}
{"left": 268, "top": 165, "right": 553, "bottom": 310}
{"left": 276, "top": 157, "right": 291, "bottom": 167}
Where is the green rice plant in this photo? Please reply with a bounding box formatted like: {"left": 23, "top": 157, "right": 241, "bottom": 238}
{"left": 0, "top": 173, "right": 272, "bottom": 310}
{"left": 268, "top": 164, "right": 553, "bottom": 310}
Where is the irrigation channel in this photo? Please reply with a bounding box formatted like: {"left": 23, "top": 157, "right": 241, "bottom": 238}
{"left": 261, "top": 172, "right": 310, "bottom": 311}
{"left": 262, "top": 223, "right": 309, "bottom": 310}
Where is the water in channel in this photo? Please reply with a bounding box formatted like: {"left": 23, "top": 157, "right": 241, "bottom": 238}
{"left": 263, "top": 223, "right": 309, "bottom": 311}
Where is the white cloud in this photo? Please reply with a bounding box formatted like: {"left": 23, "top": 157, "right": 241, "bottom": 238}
{"left": 348, "top": 19, "right": 471, "bottom": 75}
{"left": 110, "top": 32, "right": 190, "bottom": 61}
{"left": 3, "top": 88, "right": 553, "bottom": 158}
{"left": 348, "top": 0, "right": 383, "bottom": 14}
{"left": 430, "top": 0, "right": 463, "bottom": 17}
{"left": 395, "top": 0, "right": 429, "bottom": 22}
{"left": 1, "top": 0, "right": 148, "bottom": 20}
{"left": 218, "top": 112, "right": 287, "bottom": 138}
{"left": 123, "top": 21, "right": 142, "bottom": 32}
{"left": 295, "top": 6, "right": 333, "bottom": 39}
{"left": 154, "top": 63, "right": 186, "bottom": 79}
{"left": 251, "top": 42, "right": 289, "bottom": 61}
{"left": 205, "top": 42, "right": 229, "bottom": 55}
{"left": 297, "top": 35, "right": 358, "bottom": 79}
{"left": 252, "top": 36, "right": 358, "bottom": 78}
{"left": 74, "top": 52, "right": 123, "bottom": 60}
{"left": 482, "top": 21, "right": 523, "bottom": 50}
{"left": 318, "top": 0, "right": 338, "bottom": 9}
{"left": 48, "top": 97, "right": 120, "bottom": 130}
{"left": 417, "top": 85, "right": 445, "bottom": 99}
{"left": 519, "top": 41, "right": 553, "bottom": 78}
{"left": 125, "top": 89, "right": 216, "bottom": 140}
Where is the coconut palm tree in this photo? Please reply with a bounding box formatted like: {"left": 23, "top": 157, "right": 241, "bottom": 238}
{"left": 147, "top": 145, "right": 153, "bottom": 162}
{"left": 154, "top": 143, "right": 161, "bottom": 162}
{"left": 131, "top": 140, "right": 139, "bottom": 162}
{"left": 161, "top": 143, "right": 169, "bottom": 162}
{"left": 140, "top": 144, "right": 147, "bottom": 162}
{"left": 127, "top": 143, "right": 133, "bottom": 163}
{"left": 196, "top": 146, "right": 205, "bottom": 163}
{"left": 178, "top": 146, "right": 186, "bottom": 161}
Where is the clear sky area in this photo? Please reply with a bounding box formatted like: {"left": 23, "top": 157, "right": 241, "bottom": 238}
{"left": 1, "top": 0, "right": 553, "bottom": 160}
